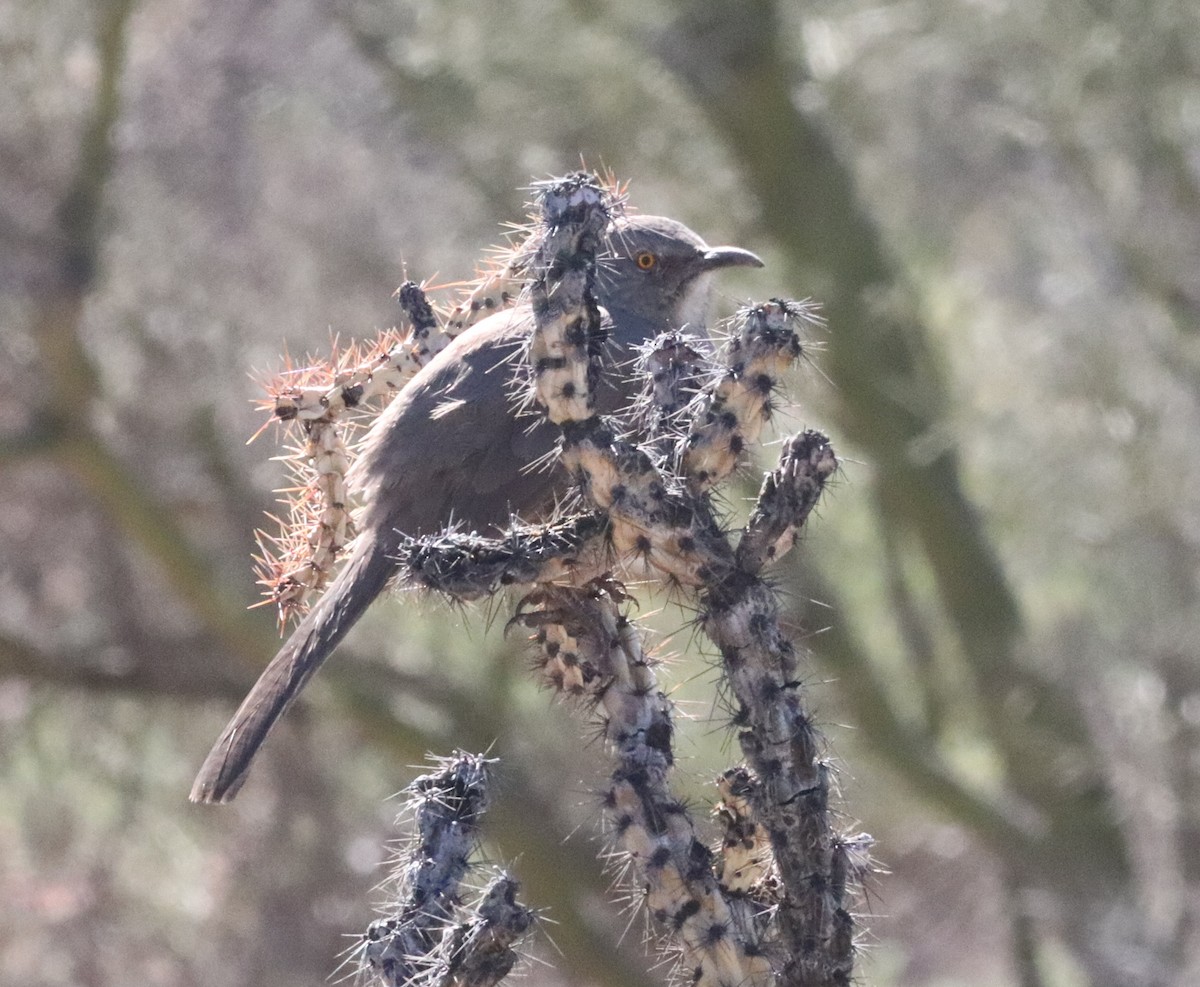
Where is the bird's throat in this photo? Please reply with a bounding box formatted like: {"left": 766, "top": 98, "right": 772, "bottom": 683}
{"left": 676, "top": 273, "right": 716, "bottom": 332}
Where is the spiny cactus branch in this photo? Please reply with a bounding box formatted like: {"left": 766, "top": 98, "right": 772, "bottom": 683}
{"left": 737, "top": 431, "right": 838, "bottom": 575}
{"left": 513, "top": 581, "right": 773, "bottom": 987}
{"left": 678, "top": 300, "right": 817, "bottom": 493}
{"left": 523, "top": 174, "right": 865, "bottom": 987}
{"left": 632, "top": 331, "right": 712, "bottom": 463}
{"left": 253, "top": 282, "right": 455, "bottom": 622}
{"left": 359, "top": 753, "right": 535, "bottom": 987}
{"left": 400, "top": 513, "right": 611, "bottom": 601}
{"left": 434, "top": 874, "right": 534, "bottom": 987}
{"left": 714, "top": 767, "right": 774, "bottom": 894}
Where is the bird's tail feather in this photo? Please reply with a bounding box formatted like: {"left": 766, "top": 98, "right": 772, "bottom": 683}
{"left": 189, "top": 535, "right": 395, "bottom": 804}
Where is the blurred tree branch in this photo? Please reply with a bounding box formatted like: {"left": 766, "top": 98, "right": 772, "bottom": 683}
{"left": 654, "top": 0, "right": 1135, "bottom": 976}
{"left": 0, "top": 631, "right": 246, "bottom": 700}
{"left": 23, "top": 0, "right": 272, "bottom": 663}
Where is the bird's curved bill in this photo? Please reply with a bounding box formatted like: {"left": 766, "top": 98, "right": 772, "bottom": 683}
{"left": 701, "top": 246, "right": 765, "bottom": 270}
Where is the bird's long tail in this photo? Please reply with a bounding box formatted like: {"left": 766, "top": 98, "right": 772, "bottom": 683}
{"left": 190, "top": 533, "right": 395, "bottom": 803}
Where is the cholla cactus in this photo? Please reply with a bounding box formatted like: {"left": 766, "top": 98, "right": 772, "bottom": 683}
{"left": 393, "top": 175, "right": 871, "bottom": 987}
{"left": 358, "top": 753, "right": 535, "bottom": 987}
{"left": 252, "top": 282, "right": 451, "bottom": 624}
{"left": 679, "top": 298, "right": 820, "bottom": 492}
{"left": 253, "top": 172, "right": 868, "bottom": 987}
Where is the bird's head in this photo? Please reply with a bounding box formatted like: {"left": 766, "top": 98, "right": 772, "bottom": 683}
{"left": 596, "top": 215, "right": 763, "bottom": 338}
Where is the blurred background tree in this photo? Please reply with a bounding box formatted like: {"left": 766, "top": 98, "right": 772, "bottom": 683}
{"left": 2, "top": 0, "right": 1198, "bottom": 985}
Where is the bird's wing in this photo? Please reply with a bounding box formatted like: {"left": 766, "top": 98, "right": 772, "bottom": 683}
{"left": 350, "top": 307, "right": 562, "bottom": 538}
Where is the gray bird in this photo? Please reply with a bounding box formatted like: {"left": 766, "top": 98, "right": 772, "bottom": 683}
{"left": 190, "top": 215, "right": 762, "bottom": 803}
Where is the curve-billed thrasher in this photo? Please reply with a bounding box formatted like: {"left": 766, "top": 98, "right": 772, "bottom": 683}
{"left": 191, "top": 215, "right": 762, "bottom": 803}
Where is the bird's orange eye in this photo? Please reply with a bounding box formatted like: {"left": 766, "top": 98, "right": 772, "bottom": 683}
{"left": 635, "top": 251, "right": 657, "bottom": 270}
